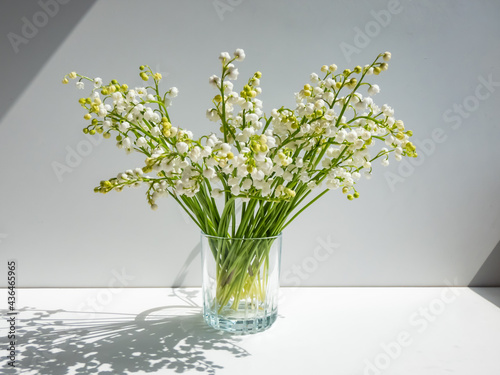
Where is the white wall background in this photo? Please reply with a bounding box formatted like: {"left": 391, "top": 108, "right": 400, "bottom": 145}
{"left": 1, "top": 0, "right": 499, "bottom": 288}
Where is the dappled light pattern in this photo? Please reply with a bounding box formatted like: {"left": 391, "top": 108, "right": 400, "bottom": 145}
{"left": 0, "top": 303, "right": 249, "bottom": 374}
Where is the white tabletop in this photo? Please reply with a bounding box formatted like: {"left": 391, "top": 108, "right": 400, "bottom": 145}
{"left": 1, "top": 287, "right": 500, "bottom": 374}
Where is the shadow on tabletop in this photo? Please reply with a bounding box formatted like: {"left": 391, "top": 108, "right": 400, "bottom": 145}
{"left": 0, "top": 290, "right": 249, "bottom": 374}
{"left": 469, "top": 287, "right": 500, "bottom": 309}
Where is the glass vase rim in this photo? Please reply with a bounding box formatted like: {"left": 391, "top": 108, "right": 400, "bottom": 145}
{"left": 200, "top": 232, "right": 282, "bottom": 241}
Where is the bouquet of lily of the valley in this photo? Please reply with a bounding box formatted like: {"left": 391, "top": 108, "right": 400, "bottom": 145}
{"left": 64, "top": 49, "right": 415, "bottom": 319}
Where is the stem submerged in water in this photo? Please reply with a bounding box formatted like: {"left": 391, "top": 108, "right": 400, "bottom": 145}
{"left": 207, "top": 235, "right": 277, "bottom": 313}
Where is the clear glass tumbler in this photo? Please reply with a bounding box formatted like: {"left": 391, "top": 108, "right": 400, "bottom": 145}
{"left": 201, "top": 232, "right": 282, "bottom": 334}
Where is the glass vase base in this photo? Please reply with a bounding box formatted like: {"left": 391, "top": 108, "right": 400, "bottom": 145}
{"left": 203, "top": 310, "right": 277, "bottom": 334}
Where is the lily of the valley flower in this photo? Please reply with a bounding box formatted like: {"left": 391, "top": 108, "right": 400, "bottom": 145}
{"left": 64, "top": 49, "right": 416, "bottom": 235}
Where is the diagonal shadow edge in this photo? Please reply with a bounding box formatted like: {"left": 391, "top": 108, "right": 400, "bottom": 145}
{"left": 468, "top": 287, "right": 500, "bottom": 309}
{"left": 469, "top": 239, "right": 500, "bottom": 287}
{"left": 469, "top": 239, "right": 500, "bottom": 308}
{"left": 0, "top": 0, "right": 98, "bottom": 124}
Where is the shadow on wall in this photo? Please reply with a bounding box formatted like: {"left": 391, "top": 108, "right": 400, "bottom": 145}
{"left": 469, "top": 240, "right": 500, "bottom": 287}
{"left": 469, "top": 239, "right": 500, "bottom": 308}
{"left": 172, "top": 242, "right": 201, "bottom": 288}
{"left": 0, "top": 0, "right": 97, "bottom": 122}
{"left": 0, "top": 290, "right": 249, "bottom": 374}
